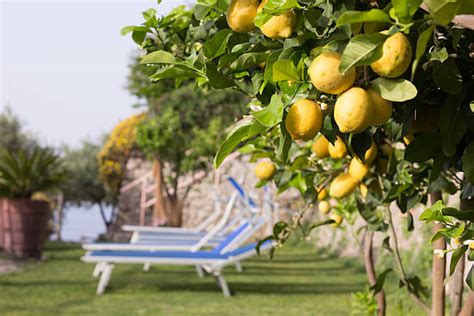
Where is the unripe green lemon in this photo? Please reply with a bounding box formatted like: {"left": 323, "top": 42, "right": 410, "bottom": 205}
{"left": 255, "top": 161, "right": 276, "bottom": 180}
{"left": 285, "top": 99, "right": 323, "bottom": 141}
{"left": 226, "top": 0, "right": 259, "bottom": 33}
{"left": 334, "top": 87, "right": 373, "bottom": 134}
{"left": 308, "top": 52, "right": 356, "bottom": 95}
{"left": 370, "top": 32, "right": 412, "bottom": 78}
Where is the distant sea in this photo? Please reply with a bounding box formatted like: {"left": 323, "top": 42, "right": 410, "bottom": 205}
{"left": 59, "top": 206, "right": 108, "bottom": 242}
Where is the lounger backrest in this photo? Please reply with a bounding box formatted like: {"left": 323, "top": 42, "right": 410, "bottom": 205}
{"left": 227, "top": 176, "right": 257, "bottom": 208}
{"left": 212, "top": 216, "right": 268, "bottom": 255}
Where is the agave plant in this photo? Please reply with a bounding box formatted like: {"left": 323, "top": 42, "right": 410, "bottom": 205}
{"left": 0, "top": 146, "right": 65, "bottom": 198}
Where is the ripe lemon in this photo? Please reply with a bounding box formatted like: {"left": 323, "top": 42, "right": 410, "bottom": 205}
{"left": 312, "top": 135, "right": 330, "bottom": 158}
{"left": 334, "top": 87, "right": 373, "bottom": 134}
{"left": 257, "top": 0, "right": 297, "bottom": 39}
{"left": 349, "top": 158, "right": 370, "bottom": 181}
{"left": 367, "top": 88, "right": 392, "bottom": 126}
{"left": 370, "top": 32, "right": 412, "bottom": 78}
{"left": 226, "top": 0, "right": 259, "bottom": 33}
{"left": 364, "top": 141, "right": 378, "bottom": 164}
{"left": 285, "top": 99, "right": 323, "bottom": 141}
{"left": 329, "top": 173, "right": 358, "bottom": 198}
{"left": 328, "top": 136, "right": 347, "bottom": 159}
{"left": 308, "top": 52, "right": 356, "bottom": 95}
{"left": 359, "top": 183, "right": 368, "bottom": 198}
{"left": 330, "top": 214, "right": 343, "bottom": 228}
{"left": 319, "top": 200, "right": 331, "bottom": 214}
{"left": 317, "top": 187, "right": 328, "bottom": 200}
{"left": 255, "top": 161, "right": 276, "bottom": 180}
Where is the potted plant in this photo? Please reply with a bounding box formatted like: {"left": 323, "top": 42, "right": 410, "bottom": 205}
{"left": 0, "top": 147, "right": 64, "bottom": 259}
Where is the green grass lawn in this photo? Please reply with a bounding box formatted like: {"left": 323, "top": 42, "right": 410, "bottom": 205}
{"left": 0, "top": 242, "right": 424, "bottom": 315}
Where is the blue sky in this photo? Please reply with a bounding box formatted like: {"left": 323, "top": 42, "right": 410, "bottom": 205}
{"left": 1, "top": 0, "right": 188, "bottom": 147}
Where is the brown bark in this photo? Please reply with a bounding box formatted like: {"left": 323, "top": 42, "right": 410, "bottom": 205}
{"left": 364, "top": 230, "right": 386, "bottom": 316}
{"left": 459, "top": 291, "right": 474, "bottom": 316}
{"left": 55, "top": 192, "right": 64, "bottom": 241}
{"left": 166, "top": 195, "right": 183, "bottom": 227}
{"left": 451, "top": 197, "right": 470, "bottom": 316}
{"left": 430, "top": 191, "right": 446, "bottom": 316}
{"left": 152, "top": 159, "right": 167, "bottom": 226}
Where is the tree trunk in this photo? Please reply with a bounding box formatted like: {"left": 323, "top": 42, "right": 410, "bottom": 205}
{"left": 451, "top": 197, "right": 470, "bottom": 316}
{"left": 152, "top": 159, "right": 167, "bottom": 226}
{"left": 55, "top": 192, "right": 65, "bottom": 241}
{"left": 430, "top": 191, "right": 446, "bottom": 316}
{"left": 166, "top": 195, "right": 183, "bottom": 227}
{"left": 364, "top": 230, "right": 386, "bottom": 316}
{"left": 459, "top": 291, "right": 474, "bottom": 316}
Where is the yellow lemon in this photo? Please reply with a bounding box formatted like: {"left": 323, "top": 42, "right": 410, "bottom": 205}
{"left": 469, "top": 242, "right": 474, "bottom": 250}
{"left": 367, "top": 88, "right": 392, "bottom": 126}
{"left": 317, "top": 187, "right": 328, "bottom": 200}
{"left": 258, "top": 0, "right": 297, "bottom": 39}
{"left": 285, "top": 99, "right": 323, "bottom": 141}
{"left": 226, "top": 0, "right": 259, "bottom": 33}
{"left": 312, "top": 135, "right": 330, "bottom": 158}
{"left": 308, "top": 52, "right": 356, "bottom": 95}
{"left": 359, "top": 183, "right": 368, "bottom": 198}
{"left": 328, "top": 136, "right": 347, "bottom": 159}
{"left": 319, "top": 200, "right": 331, "bottom": 214}
{"left": 334, "top": 87, "right": 373, "bottom": 134}
{"left": 364, "top": 141, "right": 378, "bottom": 164}
{"left": 255, "top": 161, "right": 276, "bottom": 180}
{"left": 370, "top": 32, "right": 412, "bottom": 78}
{"left": 329, "top": 173, "right": 358, "bottom": 198}
{"left": 348, "top": 158, "right": 370, "bottom": 181}
{"left": 330, "top": 213, "right": 343, "bottom": 228}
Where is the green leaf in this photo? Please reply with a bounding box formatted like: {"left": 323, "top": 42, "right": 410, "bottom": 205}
{"left": 229, "top": 52, "right": 268, "bottom": 73}
{"left": 214, "top": 119, "right": 265, "bottom": 168}
{"left": 432, "top": 59, "right": 462, "bottom": 95}
{"left": 140, "top": 50, "right": 177, "bottom": 64}
{"left": 411, "top": 25, "right": 433, "bottom": 80}
{"left": 277, "top": 120, "right": 292, "bottom": 163}
{"left": 252, "top": 94, "right": 284, "bottom": 127}
{"left": 336, "top": 9, "right": 391, "bottom": 26}
{"left": 370, "top": 269, "right": 392, "bottom": 294}
{"left": 463, "top": 142, "right": 474, "bottom": 183}
{"left": 370, "top": 78, "right": 417, "bottom": 102}
{"left": 423, "top": 0, "right": 464, "bottom": 25}
{"left": 428, "top": 47, "right": 449, "bottom": 63}
{"left": 419, "top": 200, "right": 445, "bottom": 222}
{"left": 467, "top": 265, "right": 474, "bottom": 291}
{"left": 405, "top": 133, "right": 440, "bottom": 163}
{"left": 203, "top": 29, "right": 232, "bottom": 59}
{"left": 450, "top": 245, "right": 468, "bottom": 276}
{"left": 205, "top": 62, "right": 233, "bottom": 89}
{"left": 272, "top": 60, "right": 300, "bottom": 82}
{"left": 439, "top": 93, "right": 468, "bottom": 157}
{"left": 391, "top": 0, "right": 423, "bottom": 24}
{"left": 340, "top": 33, "right": 388, "bottom": 74}
{"left": 120, "top": 25, "right": 149, "bottom": 36}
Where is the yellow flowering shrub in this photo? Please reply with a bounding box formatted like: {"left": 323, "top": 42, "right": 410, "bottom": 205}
{"left": 98, "top": 113, "right": 144, "bottom": 192}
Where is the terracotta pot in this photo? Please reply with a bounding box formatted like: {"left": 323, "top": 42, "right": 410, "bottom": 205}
{"left": 1, "top": 198, "right": 51, "bottom": 259}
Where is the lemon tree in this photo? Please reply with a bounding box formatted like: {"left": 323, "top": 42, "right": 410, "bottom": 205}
{"left": 123, "top": 0, "right": 474, "bottom": 314}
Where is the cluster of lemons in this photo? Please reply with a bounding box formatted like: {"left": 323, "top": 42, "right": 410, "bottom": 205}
{"left": 230, "top": 1, "right": 413, "bottom": 227}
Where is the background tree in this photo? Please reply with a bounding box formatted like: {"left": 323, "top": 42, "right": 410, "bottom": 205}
{"left": 61, "top": 139, "right": 118, "bottom": 236}
{"left": 0, "top": 106, "right": 37, "bottom": 152}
